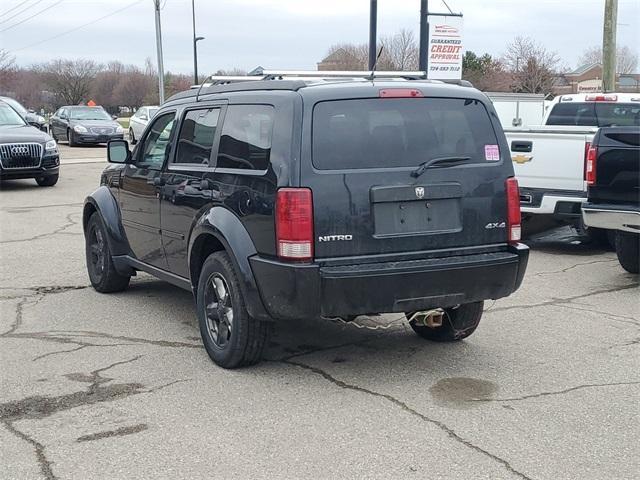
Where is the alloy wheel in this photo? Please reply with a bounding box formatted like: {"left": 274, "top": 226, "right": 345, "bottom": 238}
{"left": 203, "top": 273, "right": 234, "bottom": 348}
{"left": 89, "top": 225, "right": 106, "bottom": 279}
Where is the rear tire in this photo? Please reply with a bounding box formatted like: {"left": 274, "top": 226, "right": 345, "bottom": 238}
{"left": 616, "top": 232, "right": 639, "bottom": 274}
{"left": 85, "top": 213, "right": 131, "bottom": 292}
{"left": 197, "top": 251, "right": 271, "bottom": 368}
{"left": 408, "top": 301, "right": 484, "bottom": 342}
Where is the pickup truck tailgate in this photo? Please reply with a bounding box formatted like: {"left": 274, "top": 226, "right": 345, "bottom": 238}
{"left": 504, "top": 127, "right": 597, "bottom": 192}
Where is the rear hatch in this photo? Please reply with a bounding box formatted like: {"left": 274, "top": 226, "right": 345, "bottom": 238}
{"left": 302, "top": 89, "right": 512, "bottom": 259}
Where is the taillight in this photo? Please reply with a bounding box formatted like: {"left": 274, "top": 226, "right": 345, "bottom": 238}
{"left": 506, "top": 177, "right": 521, "bottom": 244}
{"left": 379, "top": 89, "right": 424, "bottom": 98}
{"left": 585, "top": 144, "right": 597, "bottom": 185}
{"left": 585, "top": 94, "right": 617, "bottom": 102}
{"left": 275, "top": 188, "right": 314, "bottom": 261}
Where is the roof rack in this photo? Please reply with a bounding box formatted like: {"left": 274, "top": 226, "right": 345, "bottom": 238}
{"left": 192, "top": 69, "right": 429, "bottom": 91}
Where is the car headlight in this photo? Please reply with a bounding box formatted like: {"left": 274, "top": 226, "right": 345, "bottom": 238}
{"left": 45, "top": 139, "right": 57, "bottom": 151}
{"left": 115, "top": 125, "right": 124, "bottom": 134}
{"left": 73, "top": 125, "right": 88, "bottom": 133}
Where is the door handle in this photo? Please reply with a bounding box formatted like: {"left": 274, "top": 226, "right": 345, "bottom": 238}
{"left": 511, "top": 141, "right": 533, "bottom": 153}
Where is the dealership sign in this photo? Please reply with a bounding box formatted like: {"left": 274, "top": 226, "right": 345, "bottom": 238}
{"left": 427, "top": 16, "right": 464, "bottom": 80}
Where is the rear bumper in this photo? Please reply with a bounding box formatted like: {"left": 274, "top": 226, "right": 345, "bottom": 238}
{"left": 250, "top": 244, "right": 529, "bottom": 320}
{"left": 582, "top": 203, "right": 640, "bottom": 233}
{"left": 520, "top": 188, "right": 586, "bottom": 216}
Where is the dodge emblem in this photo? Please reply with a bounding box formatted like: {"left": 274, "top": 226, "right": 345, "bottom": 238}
{"left": 415, "top": 187, "right": 425, "bottom": 199}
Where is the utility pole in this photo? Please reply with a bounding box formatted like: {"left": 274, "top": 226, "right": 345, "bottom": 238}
{"left": 153, "top": 0, "right": 165, "bottom": 104}
{"left": 368, "top": 0, "right": 377, "bottom": 70}
{"left": 602, "top": 0, "right": 618, "bottom": 93}
{"left": 419, "top": 0, "right": 429, "bottom": 72}
{"left": 192, "top": 0, "right": 205, "bottom": 85}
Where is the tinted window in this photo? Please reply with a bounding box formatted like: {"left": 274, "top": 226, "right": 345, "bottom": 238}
{"left": 216, "top": 105, "right": 274, "bottom": 171}
{"left": 312, "top": 98, "right": 499, "bottom": 170}
{"left": 139, "top": 112, "right": 176, "bottom": 169}
{"left": 547, "top": 102, "right": 640, "bottom": 127}
{"left": 70, "top": 107, "right": 111, "bottom": 121}
{"left": 175, "top": 108, "right": 220, "bottom": 165}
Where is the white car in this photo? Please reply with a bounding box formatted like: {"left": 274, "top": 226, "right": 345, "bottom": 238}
{"left": 128, "top": 106, "right": 159, "bottom": 144}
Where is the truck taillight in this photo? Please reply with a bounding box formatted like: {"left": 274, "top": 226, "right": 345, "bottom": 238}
{"left": 379, "top": 89, "right": 424, "bottom": 98}
{"left": 506, "top": 177, "right": 521, "bottom": 244}
{"left": 276, "top": 188, "right": 314, "bottom": 261}
{"left": 584, "top": 94, "right": 617, "bottom": 102}
{"left": 585, "top": 144, "right": 598, "bottom": 185}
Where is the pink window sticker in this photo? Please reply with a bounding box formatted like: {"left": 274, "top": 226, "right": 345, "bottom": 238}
{"left": 485, "top": 144, "right": 500, "bottom": 161}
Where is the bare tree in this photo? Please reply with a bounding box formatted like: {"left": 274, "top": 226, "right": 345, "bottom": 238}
{"left": 318, "top": 43, "right": 368, "bottom": 70}
{"left": 462, "top": 51, "right": 511, "bottom": 92}
{"left": 503, "top": 36, "right": 561, "bottom": 93}
{"left": 0, "top": 49, "right": 16, "bottom": 92}
{"left": 579, "top": 45, "right": 638, "bottom": 74}
{"left": 114, "top": 68, "right": 156, "bottom": 109}
{"left": 381, "top": 29, "right": 418, "bottom": 70}
{"left": 214, "top": 68, "right": 248, "bottom": 76}
{"left": 40, "top": 59, "right": 101, "bottom": 105}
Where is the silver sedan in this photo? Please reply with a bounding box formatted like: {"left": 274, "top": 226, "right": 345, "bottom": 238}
{"left": 128, "top": 106, "right": 159, "bottom": 144}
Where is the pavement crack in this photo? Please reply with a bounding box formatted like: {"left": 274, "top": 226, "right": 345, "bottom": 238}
{"left": 1, "top": 419, "right": 57, "bottom": 480}
{"left": 0, "top": 212, "right": 81, "bottom": 245}
{"left": 76, "top": 423, "right": 148, "bottom": 443}
{"left": 475, "top": 381, "right": 640, "bottom": 403}
{"left": 283, "top": 359, "right": 533, "bottom": 480}
{"left": 489, "top": 283, "right": 639, "bottom": 313}
{"left": 50, "top": 330, "right": 204, "bottom": 349}
{"left": 535, "top": 258, "right": 617, "bottom": 276}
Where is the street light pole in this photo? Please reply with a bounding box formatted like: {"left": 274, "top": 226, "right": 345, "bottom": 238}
{"left": 419, "top": 0, "right": 429, "bottom": 72}
{"left": 602, "top": 0, "right": 618, "bottom": 92}
{"left": 192, "top": 0, "right": 199, "bottom": 84}
{"left": 368, "top": 0, "right": 377, "bottom": 70}
{"left": 153, "top": 0, "right": 165, "bottom": 104}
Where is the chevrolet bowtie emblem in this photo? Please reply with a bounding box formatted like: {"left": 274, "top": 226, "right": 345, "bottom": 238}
{"left": 512, "top": 154, "right": 532, "bottom": 164}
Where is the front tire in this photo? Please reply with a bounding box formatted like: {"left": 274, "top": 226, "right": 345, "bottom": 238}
{"left": 616, "top": 232, "right": 639, "bottom": 274}
{"left": 36, "top": 174, "right": 58, "bottom": 187}
{"left": 197, "top": 251, "right": 271, "bottom": 369}
{"left": 67, "top": 129, "right": 77, "bottom": 147}
{"left": 85, "top": 213, "right": 131, "bottom": 292}
{"left": 408, "top": 301, "right": 484, "bottom": 342}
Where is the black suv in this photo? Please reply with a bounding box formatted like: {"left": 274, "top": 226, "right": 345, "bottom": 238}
{"left": 83, "top": 74, "right": 529, "bottom": 368}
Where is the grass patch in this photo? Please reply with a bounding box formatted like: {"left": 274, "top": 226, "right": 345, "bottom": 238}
{"left": 117, "top": 118, "right": 130, "bottom": 129}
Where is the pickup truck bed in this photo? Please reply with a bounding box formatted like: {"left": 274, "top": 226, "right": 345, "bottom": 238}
{"left": 582, "top": 127, "right": 640, "bottom": 273}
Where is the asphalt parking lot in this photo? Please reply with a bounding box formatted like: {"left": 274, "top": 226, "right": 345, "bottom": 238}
{"left": 1, "top": 145, "right": 638, "bottom": 480}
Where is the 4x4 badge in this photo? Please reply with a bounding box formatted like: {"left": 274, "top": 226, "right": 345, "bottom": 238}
{"left": 415, "top": 187, "right": 425, "bottom": 199}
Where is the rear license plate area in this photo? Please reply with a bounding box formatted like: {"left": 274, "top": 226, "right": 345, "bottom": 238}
{"left": 373, "top": 198, "right": 462, "bottom": 237}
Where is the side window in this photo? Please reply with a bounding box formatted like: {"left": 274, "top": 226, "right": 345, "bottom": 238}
{"left": 217, "top": 105, "right": 274, "bottom": 171}
{"left": 174, "top": 108, "right": 220, "bottom": 165}
{"left": 138, "top": 112, "right": 176, "bottom": 169}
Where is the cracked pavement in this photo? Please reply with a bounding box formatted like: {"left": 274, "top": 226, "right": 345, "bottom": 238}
{"left": 1, "top": 157, "right": 639, "bottom": 479}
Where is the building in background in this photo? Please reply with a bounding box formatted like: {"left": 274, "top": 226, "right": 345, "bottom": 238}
{"left": 553, "top": 63, "right": 640, "bottom": 95}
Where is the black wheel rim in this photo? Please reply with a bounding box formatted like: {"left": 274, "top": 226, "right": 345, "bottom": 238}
{"left": 203, "top": 273, "right": 233, "bottom": 348}
{"left": 88, "top": 225, "right": 106, "bottom": 280}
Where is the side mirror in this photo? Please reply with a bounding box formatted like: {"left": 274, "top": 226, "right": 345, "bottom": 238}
{"left": 112, "top": 114, "right": 118, "bottom": 120}
{"left": 107, "top": 139, "right": 131, "bottom": 164}
{"left": 28, "top": 120, "right": 41, "bottom": 128}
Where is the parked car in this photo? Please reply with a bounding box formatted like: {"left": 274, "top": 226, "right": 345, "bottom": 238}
{"left": 49, "top": 105, "right": 124, "bottom": 146}
{"left": 0, "top": 96, "right": 47, "bottom": 131}
{"left": 582, "top": 126, "right": 640, "bottom": 273}
{"left": 128, "top": 106, "right": 159, "bottom": 145}
{"left": 83, "top": 73, "right": 529, "bottom": 369}
{"left": 0, "top": 100, "right": 59, "bottom": 186}
{"left": 504, "top": 93, "right": 640, "bottom": 240}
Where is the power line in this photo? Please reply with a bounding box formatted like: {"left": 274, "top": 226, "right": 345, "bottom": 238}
{"left": 0, "top": 0, "right": 64, "bottom": 33}
{"left": 8, "top": 0, "right": 145, "bottom": 53}
{"left": 0, "top": 0, "right": 34, "bottom": 18}
{"left": 0, "top": 0, "right": 44, "bottom": 26}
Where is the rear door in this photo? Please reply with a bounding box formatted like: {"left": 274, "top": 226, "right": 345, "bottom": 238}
{"left": 301, "top": 93, "right": 512, "bottom": 259}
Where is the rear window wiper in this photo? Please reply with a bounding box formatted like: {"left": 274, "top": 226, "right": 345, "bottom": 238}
{"left": 410, "top": 156, "right": 471, "bottom": 178}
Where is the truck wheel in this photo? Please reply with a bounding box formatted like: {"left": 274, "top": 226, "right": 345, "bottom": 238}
{"left": 197, "top": 251, "right": 271, "bottom": 368}
{"left": 616, "top": 232, "right": 639, "bottom": 274}
{"left": 407, "top": 301, "right": 484, "bottom": 342}
{"left": 85, "top": 213, "right": 131, "bottom": 292}
{"left": 36, "top": 174, "right": 58, "bottom": 187}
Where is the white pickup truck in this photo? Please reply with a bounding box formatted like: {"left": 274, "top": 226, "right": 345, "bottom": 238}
{"left": 503, "top": 93, "right": 640, "bottom": 234}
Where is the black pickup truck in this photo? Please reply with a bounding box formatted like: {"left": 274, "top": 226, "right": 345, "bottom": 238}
{"left": 582, "top": 126, "right": 640, "bottom": 273}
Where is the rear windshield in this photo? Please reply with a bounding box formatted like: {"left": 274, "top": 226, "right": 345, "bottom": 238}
{"left": 546, "top": 102, "right": 640, "bottom": 127}
{"left": 312, "top": 98, "right": 499, "bottom": 170}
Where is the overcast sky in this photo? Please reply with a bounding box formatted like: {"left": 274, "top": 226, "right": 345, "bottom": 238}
{"left": 2, "top": 0, "right": 639, "bottom": 74}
